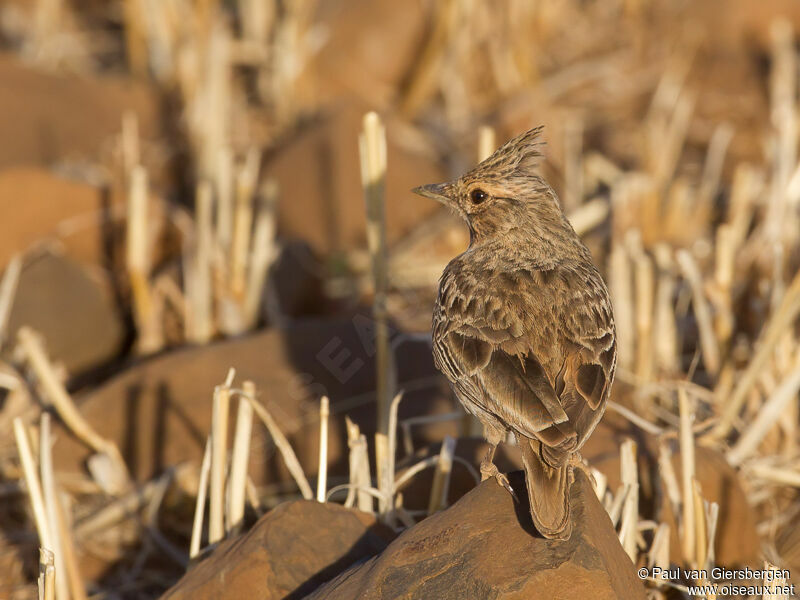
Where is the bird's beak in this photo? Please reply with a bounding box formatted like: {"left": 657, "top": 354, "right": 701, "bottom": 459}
{"left": 412, "top": 182, "right": 451, "bottom": 205}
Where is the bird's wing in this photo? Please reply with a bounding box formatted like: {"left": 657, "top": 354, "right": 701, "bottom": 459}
{"left": 433, "top": 260, "right": 615, "bottom": 447}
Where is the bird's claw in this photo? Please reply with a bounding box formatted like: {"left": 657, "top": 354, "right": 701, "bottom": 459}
{"left": 480, "top": 461, "right": 518, "bottom": 502}
{"left": 569, "top": 453, "right": 591, "bottom": 484}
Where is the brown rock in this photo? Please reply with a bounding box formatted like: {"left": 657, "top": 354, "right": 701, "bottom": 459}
{"left": 7, "top": 251, "right": 125, "bottom": 375}
{"left": 0, "top": 53, "right": 164, "bottom": 171}
{"left": 0, "top": 167, "right": 115, "bottom": 270}
{"left": 306, "top": 0, "right": 430, "bottom": 108}
{"left": 264, "top": 104, "right": 446, "bottom": 255}
{"left": 0, "top": 166, "right": 173, "bottom": 273}
{"left": 52, "top": 317, "right": 452, "bottom": 484}
{"left": 306, "top": 470, "right": 646, "bottom": 600}
{"left": 162, "top": 500, "right": 393, "bottom": 600}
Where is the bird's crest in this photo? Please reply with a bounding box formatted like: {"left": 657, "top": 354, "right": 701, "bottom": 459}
{"left": 470, "top": 126, "right": 546, "bottom": 184}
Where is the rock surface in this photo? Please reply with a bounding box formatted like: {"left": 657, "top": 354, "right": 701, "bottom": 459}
{"left": 306, "top": 0, "right": 430, "bottom": 108}
{"left": 306, "top": 470, "right": 646, "bottom": 600}
{"left": 7, "top": 251, "right": 126, "bottom": 374}
{"left": 0, "top": 166, "right": 174, "bottom": 273}
{"left": 163, "top": 500, "right": 393, "bottom": 600}
{"left": 0, "top": 53, "right": 164, "bottom": 172}
{"left": 0, "top": 167, "right": 117, "bottom": 270}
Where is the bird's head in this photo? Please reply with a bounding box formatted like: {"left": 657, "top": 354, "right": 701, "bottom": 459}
{"left": 413, "top": 127, "right": 570, "bottom": 245}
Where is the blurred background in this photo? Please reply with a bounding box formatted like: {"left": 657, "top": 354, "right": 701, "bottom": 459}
{"left": 1, "top": 0, "right": 800, "bottom": 598}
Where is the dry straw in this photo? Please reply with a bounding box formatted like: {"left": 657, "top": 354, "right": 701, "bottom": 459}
{"left": 0, "top": 254, "right": 21, "bottom": 347}
{"left": 427, "top": 436, "right": 456, "bottom": 514}
{"left": 14, "top": 418, "right": 54, "bottom": 564}
{"left": 359, "top": 111, "right": 395, "bottom": 515}
{"left": 39, "top": 414, "right": 70, "bottom": 600}
{"left": 245, "top": 391, "right": 313, "bottom": 500}
{"left": 209, "top": 385, "right": 230, "bottom": 544}
{"left": 618, "top": 439, "right": 639, "bottom": 561}
{"left": 17, "top": 327, "right": 130, "bottom": 492}
{"left": 244, "top": 180, "right": 279, "bottom": 327}
{"left": 190, "top": 439, "right": 212, "bottom": 558}
{"left": 316, "top": 396, "right": 330, "bottom": 503}
{"left": 74, "top": 476, "right": 163, "bottom": 539}
{"left": 345, "top": 417, "right": 372, "bottom": 513}
{"left": 126, "top": 165, "right": 162, "bottom": 354}
{"left": 678, "top": 389, "right": 696, "bottom": 565}
{"left": 38, "top": 548, "right": 55, "bottom": 600}
{"left": 188, "top": 180, "right": 215, "bottom": 344}
{"left": 227, "top": 382, "right": 255, "bottom": 532}
{"left": 230, "top": 149, "right": 261, "bottom": 302}
{"left": 728, "top": 361, "right": 800, "bottom": 466}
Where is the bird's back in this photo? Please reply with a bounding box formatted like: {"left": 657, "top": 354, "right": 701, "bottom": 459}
{"left": 433, "top": 246, "right": 616, "bottom": 438}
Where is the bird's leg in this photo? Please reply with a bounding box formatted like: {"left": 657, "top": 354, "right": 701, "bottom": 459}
{"left": 568, "top": 452, "right": 590, "bottom": 485}
{"left": 480, "top": 444, "right": 517, "bottom": 500}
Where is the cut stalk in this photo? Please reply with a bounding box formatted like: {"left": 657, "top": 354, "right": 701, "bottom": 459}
{"left": 618, "top": 439, "right": 639, "bottom": 562}
{"left": 692, "top": 478, "right": 707, "bottom": 569}
{"left": 244, "top": 180, "right": 279, "bottom": 327}
{"left": 345, "top": 417, "right": 372, "bottom": 512}
{"left": 39, "top": 548, "right": 55, "bottom": 600}
{"left": 215, "top": 146, "right": 234, "bottom": 252}
{"left": 0, "top": 254, "right": 21, "bottom": 348}
{"left": 209, "top": 386, "right": 230, "bottom": 544}
{"left": 359, "top": 111, "right": 394, "bottom": 515}
{"left": 188, "top": 180, "right": 214, "bottom": 344}
{"left": 230, "top": 148, "right": 260, "bottom": 302}
{"left": 227, "top": 382, "right": 254, "bottom": 532}
{"left": 679, "top": 389, "right": 696, "bottom": 565}
{"left": 634, "top": 252, "right": 654, "bottom": 381}
{"left": 705, "top": 501, "right": 719, "bottom": 570}
{"left": 386, "top": 392, "right": 404, "bottom": 501}
{"left": 344, "top": 417, "right": 360, "bottom": 509}
{"left": 316, "top": 396, "right": 329, "bottom": 503}
{"left": 39, "top": 414, "right": 68, "bottom": 600}
{"left": 609, "top": 241, "right": 634, "bottom": 370}
{"left": 126, "top": 165, "right": 161, "bottom": 354}
{"left": 658, "top": 443, "right": 682, "bottom": 527}
{"left": 427, "top": 436, "right": 456, "bottom": 514}
{"left": 16, "top": 418, "right": 53, "bottom": 554}
{"left": 190, "top": 438, "right": 211, "bottom": 558}
{"left": 477, "top": 125, "right": 495, "bottom": 162}
{"left": 648, "top": 523, "right": 670, "bottom": 576}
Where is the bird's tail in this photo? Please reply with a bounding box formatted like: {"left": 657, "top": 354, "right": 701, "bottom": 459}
{"left": 518, "top": 436, "right": 573, "bottom": 540}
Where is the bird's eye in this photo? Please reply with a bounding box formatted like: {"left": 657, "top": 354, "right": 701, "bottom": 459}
{"left": 470, "top": 189, "right": 488, "bottom": 204}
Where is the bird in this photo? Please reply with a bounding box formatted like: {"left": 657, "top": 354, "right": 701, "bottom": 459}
{"left": 412, "top": 126, "right": 616, "bottom": 540}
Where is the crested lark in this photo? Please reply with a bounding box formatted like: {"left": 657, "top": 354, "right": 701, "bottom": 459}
{"left": 413, "top": 127, "right": 616, "bottom": 539}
